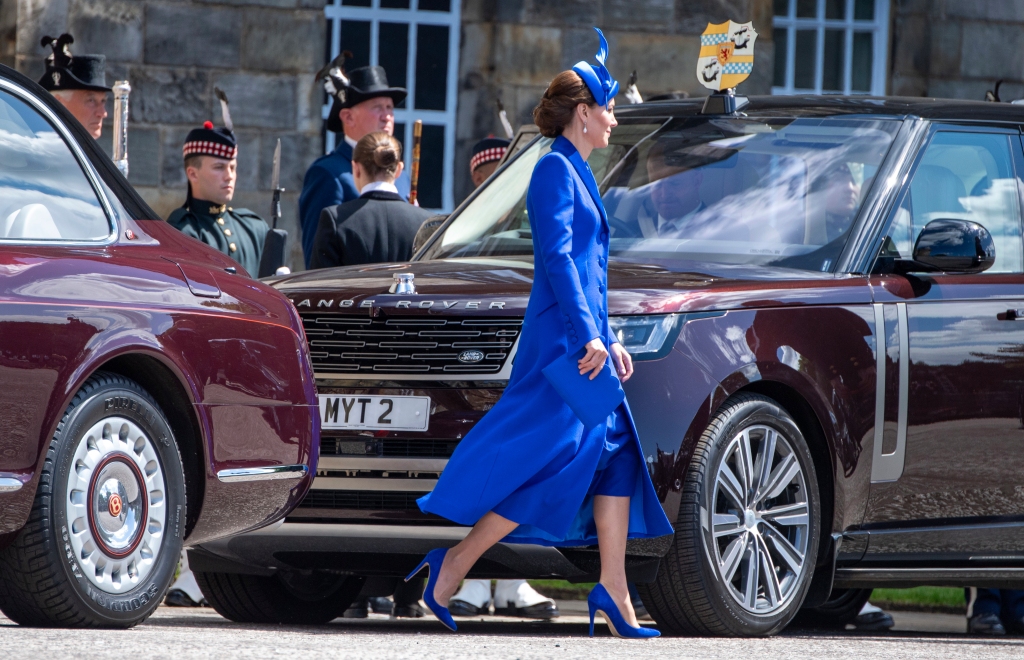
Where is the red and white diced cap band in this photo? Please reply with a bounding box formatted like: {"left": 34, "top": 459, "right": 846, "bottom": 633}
{"left": 470, "top": 146, "right": 507, "bottom": 172}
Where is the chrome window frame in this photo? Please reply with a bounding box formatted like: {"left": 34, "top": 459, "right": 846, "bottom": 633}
{"left": 0, "top": 77, "right": 119, "bottom": 247}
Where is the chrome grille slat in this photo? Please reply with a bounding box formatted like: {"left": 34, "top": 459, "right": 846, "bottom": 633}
{"left": 302, "top": 313, "right": 522, "bottom": 377}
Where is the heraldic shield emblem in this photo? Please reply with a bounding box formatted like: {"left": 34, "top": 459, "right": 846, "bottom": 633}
{"left": 696, "top": 21, "right": 757, "bottom": 91}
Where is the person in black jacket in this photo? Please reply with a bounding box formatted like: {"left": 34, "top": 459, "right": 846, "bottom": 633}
{"left": 310, "top": 131, "right": 432, "bottom": 269}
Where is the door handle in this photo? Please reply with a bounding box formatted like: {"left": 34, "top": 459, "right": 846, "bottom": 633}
{"left": 1001, "top": 310, "right": 1024, "bottom": 320}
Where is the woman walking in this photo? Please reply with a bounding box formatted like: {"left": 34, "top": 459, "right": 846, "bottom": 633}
{"left": 412, "top": 28, "right": 673, "bottom": 639}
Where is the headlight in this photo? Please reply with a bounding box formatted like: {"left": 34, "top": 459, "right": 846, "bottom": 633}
{"left": 610, "top": 312, "right": 725, "bottom": 360}
{"left": 609, "top": 314, "right": 680, "bottom": 360}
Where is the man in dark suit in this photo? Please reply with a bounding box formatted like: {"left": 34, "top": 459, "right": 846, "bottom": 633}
{"left": 310, "top": 132, "right": 431, "bottom": 270}
{"left": 299, "top": 62, "right": 410, "bottom": 267}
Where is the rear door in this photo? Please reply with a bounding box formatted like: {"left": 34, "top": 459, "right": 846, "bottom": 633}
{"left": 863, "top": 125, "right": 1024, "bottom": 562}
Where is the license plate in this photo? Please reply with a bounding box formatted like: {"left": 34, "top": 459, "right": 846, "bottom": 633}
{"left": 318, "top": 395, "right": 430, "bottom": 431}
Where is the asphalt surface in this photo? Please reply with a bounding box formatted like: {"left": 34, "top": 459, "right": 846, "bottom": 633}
{"left": 3, "top": 603, "right": 1024, "bottom": 659}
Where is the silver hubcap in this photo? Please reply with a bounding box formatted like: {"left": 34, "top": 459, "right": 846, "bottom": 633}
{"left": 64, "top": 416, "right": 167, "bottom": 594}
{"left": 704, "top": 424, "right": 809, "bottom": 615}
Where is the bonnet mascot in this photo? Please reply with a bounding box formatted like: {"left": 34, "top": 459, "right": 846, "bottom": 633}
{"left": 411, "top": 27, "right": 672, "bottom": 638}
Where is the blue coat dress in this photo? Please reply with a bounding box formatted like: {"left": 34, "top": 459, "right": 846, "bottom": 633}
{"left": 298, "top": 139, "right": 411, "bottom": 267}
{"left": 418, "top": 136, "right": 673, "bottom": 547}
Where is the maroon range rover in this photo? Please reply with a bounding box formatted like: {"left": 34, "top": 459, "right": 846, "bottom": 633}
{"left": 194, "top": 94, "right": 1024, "bottom": 636}
{"left": 0, "top": 65, "right": 318, "bottom": 627}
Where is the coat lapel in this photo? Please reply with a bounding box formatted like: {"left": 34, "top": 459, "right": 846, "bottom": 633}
{"left": 553, "top": 137, "right": 608, "bottom": 225}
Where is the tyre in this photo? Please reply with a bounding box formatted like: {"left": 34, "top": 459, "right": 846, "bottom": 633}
{"left": 639, "top": 393, "right": 821, "bottom": 636}
{"left": 0, "top": 372, "right": 186, "bottom": 627}
{"left": 194, "top": 570, "right": 365, "bottom": 624}
{"left": 790, "top": 588, "right": 872, "bottom": 630}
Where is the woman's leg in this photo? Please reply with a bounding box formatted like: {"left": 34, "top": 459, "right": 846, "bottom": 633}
{"left": 594, "top": 494, "right": 639, "bottom": 628}
{"left": 434, "top": 511, "right": 518, "bottom": 606}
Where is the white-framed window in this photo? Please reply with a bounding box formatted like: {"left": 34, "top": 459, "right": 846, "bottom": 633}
{"left": 771, "top": 0, "right": 889, "bottom": 95}
{"left": 322, "top": 0, "right": 461, "bottom": 211}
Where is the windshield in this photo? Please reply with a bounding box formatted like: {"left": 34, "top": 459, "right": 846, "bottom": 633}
{"left": 422, "top": 116, "right": 901, "bottom": 273}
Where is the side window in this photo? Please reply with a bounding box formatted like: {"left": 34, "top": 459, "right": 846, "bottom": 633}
{"left": 886, "top": 132, "right": 1023, "bottom": 273}
{"left": 0, "top": 88, "right": 111, "bottom": 241}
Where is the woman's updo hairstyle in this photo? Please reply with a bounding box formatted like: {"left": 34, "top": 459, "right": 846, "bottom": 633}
{"left": 533, "top": 70, "right": 596, "bottom": 138}
{"left": 353, "top": 131, "right": 402, "bottom": 180}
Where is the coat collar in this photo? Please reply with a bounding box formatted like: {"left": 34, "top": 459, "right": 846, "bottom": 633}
{"left": 332, "top": 139, "right": 354, "bottom": 161}
{"left": 359, "top": 189, "right": 404, "bottom": 201}
{"left": 551, "top": 135, "right": 607, "bottom": 224}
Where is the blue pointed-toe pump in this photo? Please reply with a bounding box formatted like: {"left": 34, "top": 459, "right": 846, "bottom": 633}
{"left": 406, "top": 548, "right": 458, "bottom": 631}
{"left": 588, "top": 583, "right": 660, "bottom": 639}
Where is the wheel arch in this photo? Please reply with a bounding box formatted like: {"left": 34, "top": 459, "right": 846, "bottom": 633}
{"left": 97, "top": 353, "right": 205, "bottom": 539}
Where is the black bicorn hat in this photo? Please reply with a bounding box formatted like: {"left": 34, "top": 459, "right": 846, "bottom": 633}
{"left": 38, "top": 34, "right": 111, "bottom": 93}
{"left": 317, "top": 53, "right": 407, "bottom": 134}
{"left": 183, "top": 121, "right": 238, "bottom": 161}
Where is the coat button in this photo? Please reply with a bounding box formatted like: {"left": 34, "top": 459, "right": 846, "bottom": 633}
{"left": 229, "top": 243, "right": 237, "bottom": 252}
{"left": 600, "top": 232, "right": 608, "bottom": 241}
{"left": 599, "top": 285, "right": 605, "bottom": 293}
{"left": 223, "top": 228, "right": 232, "bottom": 236}
{"left": 217, "top": 218, "right": 225, "bottom": 225}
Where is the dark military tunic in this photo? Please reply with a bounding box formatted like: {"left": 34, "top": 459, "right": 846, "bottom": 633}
{"left": 167, "top": 199, "right": 269, "bottom": 277}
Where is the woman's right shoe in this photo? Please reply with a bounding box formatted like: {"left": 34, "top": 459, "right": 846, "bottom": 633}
{"left": 587, "top": 583, "right": 660, "bottom": 639}
{"left": 405, "top": 548, "right": 458, "bottom": 631}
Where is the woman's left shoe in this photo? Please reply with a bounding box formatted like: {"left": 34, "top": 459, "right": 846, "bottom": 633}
{"left": 405, "top": 548, "right": 458, "bottom": 631}
{"left": 588, "top": 583, "right": 660, "bottom": 639}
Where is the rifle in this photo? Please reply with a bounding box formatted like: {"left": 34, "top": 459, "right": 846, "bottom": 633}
{"left": 408, "top": 119, "right": 422, "bottom": 205}
{"left": 258, "top": 138, "right": 290, "bottom": 277}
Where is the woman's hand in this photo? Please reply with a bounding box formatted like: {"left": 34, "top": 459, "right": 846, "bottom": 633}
{"left": 610, "top": 342, "right": 634, "bottom": 382}
{"left": 578, "top": 338, "right": 609, "bottom": 380}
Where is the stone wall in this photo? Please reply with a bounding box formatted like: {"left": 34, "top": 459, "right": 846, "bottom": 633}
{"left": 11, "top": 0, "right": 326, "bottom": 271}
{"left": 453, "top": 0, "right": 774, "bottom": 204}
{"left": 889, "top": 0, "right": 1024, "bottom": 101}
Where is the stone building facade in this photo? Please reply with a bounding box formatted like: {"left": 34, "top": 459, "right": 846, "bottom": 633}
{"left": 0, "top": 0, "right": 1021, "bottom": 271}
{"left": 888, "top": 0, "right": 1024, "bottom": 102}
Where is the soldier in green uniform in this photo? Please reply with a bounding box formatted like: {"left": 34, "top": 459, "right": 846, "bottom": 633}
{"left": 167, "top": 120, "right": 269, "bottom": 276}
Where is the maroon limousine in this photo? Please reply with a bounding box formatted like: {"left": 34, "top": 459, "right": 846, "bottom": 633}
{"left": 190, "top": 94, "right": 1024, "bottom": 636}
{"left": 0, "top": 66, "right": 318, "bottom": 627}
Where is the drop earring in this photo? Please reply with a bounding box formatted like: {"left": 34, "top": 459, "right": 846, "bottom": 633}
{"left": 583, "top": 120, "right": 588, "bottom": 134}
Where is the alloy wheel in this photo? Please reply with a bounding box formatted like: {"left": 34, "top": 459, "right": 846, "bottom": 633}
{"left": 64, "top": 416, "right": 167, "bottom": 595}
{"left": 705, "top": 424, "right": 810, "bottom": 616}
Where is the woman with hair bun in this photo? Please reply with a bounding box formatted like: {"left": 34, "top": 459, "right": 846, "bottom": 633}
{"left": 409, "top": 28, "right": 672, "bottom": 638}
{"left": 310, "top": 131, "right": 432, "bottom": 269}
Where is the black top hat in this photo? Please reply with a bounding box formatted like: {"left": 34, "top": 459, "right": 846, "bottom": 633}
{"left": 324, "top": 64, "right": 406, "bottom": 134}
{"left": 38, "top": 34, "right": 111, "bottom": 93}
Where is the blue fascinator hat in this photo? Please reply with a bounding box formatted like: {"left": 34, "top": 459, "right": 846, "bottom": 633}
{"left": 572, "top": 27, "right": 619, "bottom": 109}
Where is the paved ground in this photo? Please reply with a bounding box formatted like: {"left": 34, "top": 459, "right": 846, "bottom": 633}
{"left": 2, "top": 602, "right": 1023, "bottom": 659}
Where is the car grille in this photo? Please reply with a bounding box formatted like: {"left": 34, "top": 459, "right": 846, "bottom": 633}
{"left": 301, "top": 314, "right": 522, "bottom": 376}
{"left": 320, "top": 437, "right": 460, "bottom": 458}
{"left": 298, "top": 490, "right": 430, "bottom": 511}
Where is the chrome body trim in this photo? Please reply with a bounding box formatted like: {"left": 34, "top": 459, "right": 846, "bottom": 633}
{"left": 871, "top": 302, "right": 909, "bottom": 483}
{"left": 0, "top": 477, "right": 23, "bottom": 493}
{"left": 317, "top": 456, "right": 448, "bottom": 472}
{"left": 217, "top": 464, "right": 309, "bottom": 483}
{"left": 309, "top": 476, "right": 438, "bottom": 491}
{"left": 244, "top": 521, "right": 470, "bottom": 540}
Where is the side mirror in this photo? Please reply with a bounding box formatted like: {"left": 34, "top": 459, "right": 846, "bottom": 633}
{"left": 412, "top": 214, "right": 448, "bottom": 255}
{"left": 898, "top": 219, "right": 995, "bottom": 274}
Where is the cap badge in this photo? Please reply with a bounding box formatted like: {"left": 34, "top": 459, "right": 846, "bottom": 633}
{"left": 696, "top": 21, "right": 757, "bottom": 91}
{"left": 52, "top": 71, "right": 60, "bottom": 87}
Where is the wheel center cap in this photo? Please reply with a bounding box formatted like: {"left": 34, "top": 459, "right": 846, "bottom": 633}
{"left": 108, "top": 493, "right": 123, "bottom": 517}
{"left": 744, "top": 510, "right": 757, "bottom": 530}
